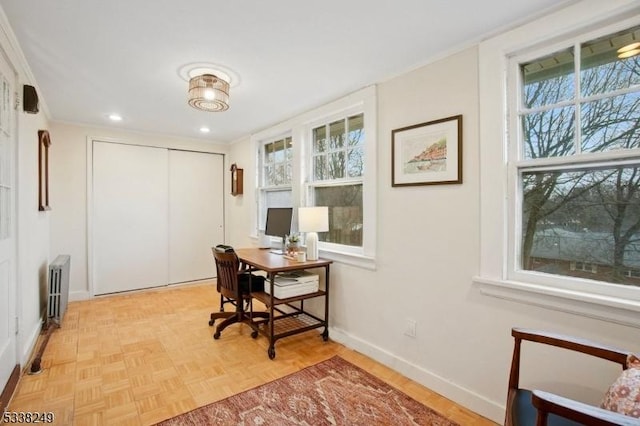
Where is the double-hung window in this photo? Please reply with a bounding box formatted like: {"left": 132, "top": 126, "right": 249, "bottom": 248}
{"left": 257, "top": 136, "right": 293, "bottom": 234}
{"left": 308, "top": 113, "right": 364, "bottom": 249}
{"left": 509, "top": 24, "right": 640, "bottom": 294}
{"left": 253, "top": 86, "right": 376, "bottom": 266}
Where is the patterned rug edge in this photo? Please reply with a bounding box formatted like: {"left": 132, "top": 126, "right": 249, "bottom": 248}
{"left": 154, "top": 355, "right": 459, "bottom": 425}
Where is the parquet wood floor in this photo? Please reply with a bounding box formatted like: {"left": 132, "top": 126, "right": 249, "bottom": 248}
{"left": 6, "top": 282, "right": 497, "bottom": 425}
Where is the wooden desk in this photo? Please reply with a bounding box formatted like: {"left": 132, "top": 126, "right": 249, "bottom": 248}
{"left": 235, "top": 248, "right": 332, "bottom": 359}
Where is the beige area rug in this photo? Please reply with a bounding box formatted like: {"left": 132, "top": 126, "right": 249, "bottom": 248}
{"left": 156, "top": 355, "right": 458, "bottom": 425}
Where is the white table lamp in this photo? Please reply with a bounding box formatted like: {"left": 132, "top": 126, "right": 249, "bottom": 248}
{"left": 298, "top": 206, "right": 329, "bottom": 261}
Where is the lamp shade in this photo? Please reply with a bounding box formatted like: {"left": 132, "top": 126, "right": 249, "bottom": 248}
{"left": 298, "top": 207, "right": 329, "bottom": 232}
{"left": 188, "top": 74, "right": 229, "bottom": 112}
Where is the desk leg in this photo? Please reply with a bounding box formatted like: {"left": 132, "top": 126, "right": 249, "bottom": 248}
{"left": 268, "top": 275, "right": 276, "bottom": 359}
{"left": 247, "top": 266, "right": 259, "bottom": 339}
{"left": 322, "top": 264, "right": 330, "bottom": 341}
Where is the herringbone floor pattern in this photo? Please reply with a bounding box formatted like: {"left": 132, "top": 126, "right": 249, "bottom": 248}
{"left": 7, "top": 282, "right": 497, "bottom": 425}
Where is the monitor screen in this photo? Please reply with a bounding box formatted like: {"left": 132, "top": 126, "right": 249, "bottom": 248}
{"left": 264, "top": 207, "right": 293, "bottom": 239}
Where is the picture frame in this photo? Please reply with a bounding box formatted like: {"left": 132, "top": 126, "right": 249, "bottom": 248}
{"left": 38, "top": 130, "right": 51, "bottom": 211}
{"left": 0, "top": 74, "right": 9, "bottom": 136}
{"left": 391, "top": 114, "right": 462, "bottom": 187}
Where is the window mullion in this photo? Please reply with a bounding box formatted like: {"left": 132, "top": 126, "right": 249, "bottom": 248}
{"left": 574, "top": 41, "right": 582, "bottom": 156}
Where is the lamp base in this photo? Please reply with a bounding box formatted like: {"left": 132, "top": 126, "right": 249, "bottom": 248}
{"left": 306, "top": 232, "right": 319, "bottom": 260}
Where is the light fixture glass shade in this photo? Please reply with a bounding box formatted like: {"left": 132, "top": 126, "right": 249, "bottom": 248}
{"left": 188, "top": 74, "right": 229, "bottom": 112}
{"left": 298, "top": 207, "right": 329, "bottom": 261}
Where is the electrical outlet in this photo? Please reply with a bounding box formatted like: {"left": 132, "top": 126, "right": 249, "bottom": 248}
{"left": 404, "top": 319, "right": 417, "bottom": 337}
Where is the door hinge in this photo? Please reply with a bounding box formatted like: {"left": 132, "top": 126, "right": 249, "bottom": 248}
{"left": 15, "top": 316, "right": 19, "bottom": 335}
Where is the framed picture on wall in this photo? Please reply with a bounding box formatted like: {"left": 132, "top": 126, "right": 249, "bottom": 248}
{"left": 391, "top": 114, "right": 462, "bottom": 187}
{"left": 0, "top": 74, "right": 9, "bottom": 136}
{"left": 38, "top": 130, "right": 51, "bottom": 211}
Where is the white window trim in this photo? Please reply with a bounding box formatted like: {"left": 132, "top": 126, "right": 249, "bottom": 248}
{"left": 475, "top": 1, "right": 640, "bottom": 328}
{"left": 250, "top": 86, "right": 377, "bottom": 269}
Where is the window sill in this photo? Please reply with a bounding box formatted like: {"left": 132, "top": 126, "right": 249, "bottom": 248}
{"left": 319, "top": 249, "right": 377, "bottom": 270}
{"left": 473, "top": 276, "right": 640, "bottom": 328}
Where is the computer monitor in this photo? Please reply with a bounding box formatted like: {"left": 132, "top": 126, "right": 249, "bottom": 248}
{"left": 264, "top": 207, "right": 293, "bottom": 254}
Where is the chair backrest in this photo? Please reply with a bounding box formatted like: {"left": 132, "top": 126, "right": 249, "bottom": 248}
{"left": 506, "top": 328, "right": 631, "bottom": 426}
{"left": 212, "top": 245, "right": 241, "bottom": 300}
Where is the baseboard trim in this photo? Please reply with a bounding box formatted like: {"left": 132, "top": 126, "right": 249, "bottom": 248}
{"left": 329, "top": 326, "right": 505, "bottom": 424}
{"left": 0, "top": 364, "right": 20, "bottom": 414}
{"left": 20, "top": 319, "right": 43, "bottom": 365}
{"left": 69, "top": 290, "right": 90, "bottom": 302}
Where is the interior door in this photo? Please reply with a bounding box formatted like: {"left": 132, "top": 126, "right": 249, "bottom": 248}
{"left": 168, "top": 150, "right": 224, "bottom": 283}
{"left": 92, "top": 141, "right": 169, "bottom": 295}
{"left": 0, "top": 53, "right": 17, "bottom": 393}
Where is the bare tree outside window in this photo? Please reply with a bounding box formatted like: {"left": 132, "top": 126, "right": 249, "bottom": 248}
{"left": 520, "top": 25, "right": 640, "bottom": 287}
{"left": 311, "top": 113, "right": 364, "bottom": 247}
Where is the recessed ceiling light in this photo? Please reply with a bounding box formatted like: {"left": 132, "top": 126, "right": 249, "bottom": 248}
{"left": 200, "top": 127, "right": 211, "bottom": 133}
{"left": 108, "top": 113, "right": 123, "bottom": 121}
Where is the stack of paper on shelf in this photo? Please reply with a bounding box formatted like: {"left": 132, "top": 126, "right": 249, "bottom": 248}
{"left": 266, "top": 271, "right": 319, "bottom": 299}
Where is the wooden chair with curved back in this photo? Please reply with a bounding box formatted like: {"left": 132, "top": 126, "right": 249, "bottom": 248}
{"left": 209, "top": 245, "right": 269, "bottom": 339}
{"left": 506, "top": 327, "right": 638, "bottom": 426}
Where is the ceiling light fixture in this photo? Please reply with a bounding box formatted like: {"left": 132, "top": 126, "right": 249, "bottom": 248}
{"left": 108, "top": 113, "right": 122, "bottom": 121}
{"left": 188, "top": 73, "right": 230, "bottom": 112}
{"left": 199, "top": 126, "right": 210, "bottom": 133}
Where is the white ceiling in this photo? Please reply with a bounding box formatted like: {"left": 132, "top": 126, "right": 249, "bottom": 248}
{"left": 0, "top": 0, "right": 575, "bottom": 143}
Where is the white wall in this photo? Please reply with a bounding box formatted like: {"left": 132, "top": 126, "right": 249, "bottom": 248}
{"left": 48, "top": 123, "right": 229, "bottom": 300}
{"left": 226, "top": 5, "right": 640, "bottom": 422}
{"left": 17, "top": 108, "right": 50, "bottom": 364}
{"left": 225, "top": 135, "right": 255, "bottom": 248}
{"left": 0, "top": 11, "right": 51, "bottom": 365}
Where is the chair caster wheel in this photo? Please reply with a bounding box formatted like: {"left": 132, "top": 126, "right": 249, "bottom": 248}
{"left": 213, "top": 332, "right": 221, "bottom": 340}
{"left": 268, "top": 347, "right": 276, "bottom": 359}
{"left": 251, "top": 330, "right": 258, "bottom": 339}
{"left": 208, "top": 319, "right": 215, "bottom": 326}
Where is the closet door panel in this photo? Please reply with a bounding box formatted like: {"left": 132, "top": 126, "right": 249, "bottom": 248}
{"left": 93, "top": 142, "right": 169, "bottom": 295}
{"left": 168, "top": 150, "right": 224, "bottom": 283}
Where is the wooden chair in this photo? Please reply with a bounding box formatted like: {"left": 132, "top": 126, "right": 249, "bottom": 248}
{"left": 506, "top": 327, "right": 638, "bottom": 426}
{"left": 209, "top": 246, "right": 269, "bottom": 339}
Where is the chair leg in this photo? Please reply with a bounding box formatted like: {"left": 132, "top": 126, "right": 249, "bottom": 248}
{"left": 209, "top": 311, "right": 232, "bottom": 327}
{"left": 213, "top": 313, "right": 242, "bottom": 339}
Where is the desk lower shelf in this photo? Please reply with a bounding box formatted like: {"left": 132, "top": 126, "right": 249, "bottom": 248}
{"left": 249, "top": 289, "right": 328, "bottom": 359}
{"left": 252, "top": 311, "right": 324, "bottom": 339}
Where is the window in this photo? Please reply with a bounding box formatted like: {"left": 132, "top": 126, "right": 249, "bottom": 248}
{"left": 513, "top": 24, "right": 640, "bottom": 289}
{"left": 309, "top": 113, "right": 364, "bottom": 247}
{"left": 477, "top": 5, "right": 640, "bottom": 326}
{"left": 257, "top": 136, "right": 293, "bottom": 232}
{"left": 252, "top": 86, "right": 377, "bottom": 266}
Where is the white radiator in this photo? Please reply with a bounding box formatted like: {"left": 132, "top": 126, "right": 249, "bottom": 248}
{"left": 47, "top": 255, "right": 71, "bottom": 325}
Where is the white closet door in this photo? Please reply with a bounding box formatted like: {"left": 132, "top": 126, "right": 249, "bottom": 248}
{"left": 168, "top": 150, "right": 223, "bottom": 283}
{"left": 93, "top": 142, "right": 169, "bottom": 295}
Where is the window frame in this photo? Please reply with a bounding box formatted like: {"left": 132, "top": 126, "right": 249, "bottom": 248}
{"left": 475, "top": 3, "right": 640, "bottom": 328}
{"left": 251, "top": 86, "right": 377, "bottom": 269}
{"left": 256, "top": 133, "right": 294, "bottom": 237}
{"left": 506, "top": 21, "right": 640, "bottom": 303}
{"left": 305, "top": 108, "right": 366, "bottom": 256}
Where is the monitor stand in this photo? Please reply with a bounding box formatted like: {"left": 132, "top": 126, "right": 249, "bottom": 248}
{"left": 269, "top": 239, "right": 286, "bottom": 255}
